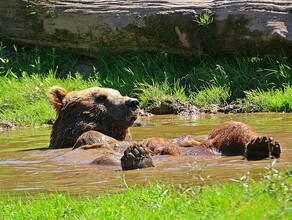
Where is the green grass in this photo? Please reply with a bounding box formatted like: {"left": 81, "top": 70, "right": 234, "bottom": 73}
{"left": 0, "top": 71, "right": 102, "bottom": 126}
{"left": 134, "top": 79, "right": 188, "bottom": 108}
{"left": 190, "top": 85, "right": 230, "bottom": 108}
{"left": 1, "top": 42, "right": 292, "bottom": 126}
{"left": 245, "top": 85, "right": 292, "bottom": 112}
{"left": 1, "top": 166, "right": 291, "bottom": 219}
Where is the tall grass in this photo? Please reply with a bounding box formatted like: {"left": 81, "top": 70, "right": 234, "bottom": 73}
{"left": 245, "top": 85, "right": 292, "bottom": 112}
{"left": 134, "top": 78, "right": 187, "bottom": 108}
{"left": 0, "top": 42, "right": 292, "bottom": 126}
{"left": 190, "top": 85, "right": 230, "bottom": 108}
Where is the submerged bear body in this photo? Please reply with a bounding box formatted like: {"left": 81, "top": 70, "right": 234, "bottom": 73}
{"left": 70, "top": 121, "right": 281, "bottom": 170}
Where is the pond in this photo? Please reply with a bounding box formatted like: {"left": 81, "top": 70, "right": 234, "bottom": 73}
{"left": 0, "top": 113, "right": 291, "bottom": 196}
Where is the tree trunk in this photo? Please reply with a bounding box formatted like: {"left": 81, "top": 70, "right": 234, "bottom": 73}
{"left": 0, "top": 0, "right": 291, "bottom": 57}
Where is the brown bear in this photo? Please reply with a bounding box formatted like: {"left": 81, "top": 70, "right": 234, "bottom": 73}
{"left": 48, "top": 86, "right": 139, "bottom": 149}
{"left": 48, "top": 86, "right": 281, "bottom": 170}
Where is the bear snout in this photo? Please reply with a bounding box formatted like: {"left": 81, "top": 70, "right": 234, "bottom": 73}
{"left": 125, "top": 98, "right": 139, "bottom": 112}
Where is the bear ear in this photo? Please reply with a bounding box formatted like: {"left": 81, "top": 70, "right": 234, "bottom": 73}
{"left": 48, "top": 86, "right": 68, "bottom": 112}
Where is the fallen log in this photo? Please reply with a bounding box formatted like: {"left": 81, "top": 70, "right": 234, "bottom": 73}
{"left": 0, "top": 0, "right": 291, "bottom": 56}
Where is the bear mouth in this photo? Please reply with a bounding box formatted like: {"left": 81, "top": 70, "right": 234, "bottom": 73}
{"left": 126, "top": 115, "right": 137, "bottom": 124}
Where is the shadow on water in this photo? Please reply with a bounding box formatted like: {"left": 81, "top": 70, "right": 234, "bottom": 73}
{"left": 20, "top": 148, "right": 51, "bottom": 151}
{"left": 0, "top": 113, "right": 291, "bottom": 196}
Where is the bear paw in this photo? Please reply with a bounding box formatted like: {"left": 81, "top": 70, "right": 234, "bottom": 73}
{"left": 246, "top": 136, "right": 281, "bottom": 160}
{"left": 121, "top": 144, "right": 154, "bottom": 170}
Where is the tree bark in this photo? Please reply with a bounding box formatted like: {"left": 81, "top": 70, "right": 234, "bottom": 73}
{"left": 0, "top": 0, "right": 291, "bottom": 56}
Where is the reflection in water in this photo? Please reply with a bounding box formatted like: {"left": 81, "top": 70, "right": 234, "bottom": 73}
{"left": 0, "top": 113, "right": 291, "bottom": 195}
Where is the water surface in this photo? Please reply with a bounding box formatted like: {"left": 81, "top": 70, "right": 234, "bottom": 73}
{"left": 0, "top": 113, "right": 291, "bottom": 195}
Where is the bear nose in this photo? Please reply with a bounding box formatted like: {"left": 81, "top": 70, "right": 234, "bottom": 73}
{"left": 126, "top": 98, "right": 139, "bottom": 111}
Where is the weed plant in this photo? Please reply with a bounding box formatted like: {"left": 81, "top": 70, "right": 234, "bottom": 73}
{"left": 0, "top": 42, "right": 292, "bottom": 126}
{"left": 194, "top": 11, "right": 214, "bottom": 27}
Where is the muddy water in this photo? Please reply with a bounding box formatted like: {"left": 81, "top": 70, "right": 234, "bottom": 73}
{"left": 0, "top": 113, "right": 291, "bottom": 195}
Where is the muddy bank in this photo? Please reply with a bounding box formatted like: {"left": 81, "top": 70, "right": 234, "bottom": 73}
{"left": 144, "top": 99, "right": 248, "bottom": 116}
{"left": 0, "top": 120, "right": 16, "bottom": 131}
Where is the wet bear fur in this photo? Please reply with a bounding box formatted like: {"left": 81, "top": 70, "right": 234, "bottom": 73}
{"left": 200, "top": 121, "right": 281, "bottom": 159}
{"left": 200, "top": 121, "right": 256, "bottom": 156}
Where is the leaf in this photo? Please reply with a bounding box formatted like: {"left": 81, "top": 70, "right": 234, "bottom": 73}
{"left": 0, "top": 57, "right": 5, "bottom": 63}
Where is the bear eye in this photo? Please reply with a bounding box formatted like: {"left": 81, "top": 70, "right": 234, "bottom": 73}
{"left": 94, "top": 95, "right": 107, "bottom": 103}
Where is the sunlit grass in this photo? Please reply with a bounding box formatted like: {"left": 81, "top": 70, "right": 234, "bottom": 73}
{"left": 0, "top": 70, "right": 102, "bottom": 126}
{"left": 1, "top": 166, "right": 291, "bottom": 219}
{"left": 190, "top": 85, "right": 230, "bottom": 108}
{"left": 134, "top": 79, "right": 187, "bottom": 108}
{"left": 245, "top": 85, "right": 292, "bottom": 112}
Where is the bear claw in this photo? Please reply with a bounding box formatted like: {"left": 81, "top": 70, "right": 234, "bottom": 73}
{"left": 121, "top": 144, "right": 154, "bottom": 170}
{"left": 246, "top": 136, "right": 281, "bottom": 160}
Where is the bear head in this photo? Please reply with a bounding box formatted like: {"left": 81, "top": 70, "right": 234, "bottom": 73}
{"left": 48, "top": 86, "right": 139, "bottom": 149}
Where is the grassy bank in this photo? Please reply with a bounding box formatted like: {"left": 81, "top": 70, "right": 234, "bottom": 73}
{"left": 0, "top": 42, "right": 292, "bottom": 126}
{"left": 1, "top": 166, "right": 291, "bottom": 219}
